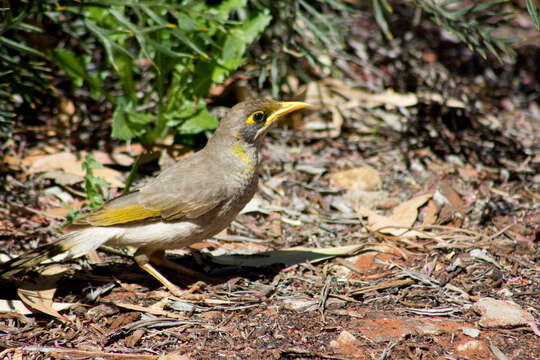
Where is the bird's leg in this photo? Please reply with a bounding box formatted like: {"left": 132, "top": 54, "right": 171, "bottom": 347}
{"left": 133, "top": 249, "right": 211, "bottom": 298}
{"left": 134, "top": 250, "right": 185, "bottom": 297}
{"left": 148, "top": 249, "right": 214, "bottom": 284}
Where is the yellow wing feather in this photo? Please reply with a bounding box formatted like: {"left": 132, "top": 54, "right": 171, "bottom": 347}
{"left": 71, "top": 191, "right": 162, "bottom": 227}
{"left": 84, "top": 204, "right": 161, "bottom": 226}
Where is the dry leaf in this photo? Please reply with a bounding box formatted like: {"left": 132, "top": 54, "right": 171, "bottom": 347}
{"left": 292, "top": 81, "right": 344, "bottom": 138}
{"left": 435, "top": 182, "right": 465, "bottom": 226}
{"left": 17, "top": 264, "right": 72, "bottom": 321}
{"left": 349, "top": 278, "right": 415, "bottom": 296}
{"left": 457, "top": 167, "right": 479, "bottom": 181}
{"left": 92, "top": 150, "right": 134, "bottom": 167}
{"left": 45, "top": 206, "right": 71, "bottom": 218}
{"left": 28, "top": 151, "right": 124, "bottom": 187}
{"left": 28, "top": 151, "right": 77, "bottom": 173}
{"left": 344, "top": 189, "right": 397, "bottom": 211}
{"left": 41, "top": 169, "right": 83, "bottom": 186}
{"left": 0, "top": 299, "right": 74, "bottom": 315}
{"left": 422, "top": 199, "right": 440, "bottom": 226}
{"left": 159, "top": 351, "right": 192, "bottom": 360}
{"left": 329, "top": 105, "right": 344, "bottom": 137}
{"left": 329, "top": 167, "right": 382, "bottom": 191}
{"left": 358, "top": 89, "right": 418, "bottom": 108}
{"left": 298, "top": 79, "right": 465, "bottom": 117}
{"left": 324, "top": 79, "right": 417, "bottom": 108}
{"left": 114, "top": 143, "right": 146, "bottom": 156}
{"left": 357, "top": 193, "right": 433, "bottom": 237}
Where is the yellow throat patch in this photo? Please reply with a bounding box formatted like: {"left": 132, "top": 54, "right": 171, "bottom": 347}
{"left": 233, "top": 143, "right": 250, "bottom": 164}
{"left": 232, "top": 143, "right": 256, "bottom": 175}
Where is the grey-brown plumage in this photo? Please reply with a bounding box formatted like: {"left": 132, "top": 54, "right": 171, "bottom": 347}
{"left": 1, "top": 98, "right": 310, "bottom": 295}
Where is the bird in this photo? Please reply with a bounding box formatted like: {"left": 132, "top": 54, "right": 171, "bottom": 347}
{"left": 1, "top": 98, "right": 310, "bottom": 296}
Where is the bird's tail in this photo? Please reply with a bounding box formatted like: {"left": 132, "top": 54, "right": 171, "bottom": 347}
{"left": 1, "top": 228, "right": 111, "bottom": 277}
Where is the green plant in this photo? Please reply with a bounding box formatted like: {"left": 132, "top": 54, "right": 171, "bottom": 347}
{"left": 373, "top": 0, "right": 540, "bottom": 62}
{"left": 82, "top": 153, "right": 110, "bottom": 208}
{"left": 50, "top": 0, "right": 272, "bottom": 146}
{"left": 2, "top": 0, "right": 538, "bottom": 148}
{"left": 251, "top": 0, "right": 355, "bottom": 98}
{"left": 0, "top": 1, "right": 55, "bottom": 136}
{"left": 0, "top": 0, "right": 272, "bottom": 146}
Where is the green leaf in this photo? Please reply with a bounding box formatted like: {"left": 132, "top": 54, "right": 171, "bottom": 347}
{"left": 526, "top": 0, "right": 540, "bottom": 30}
{"left": 0, "top": 36, "right": 47, "bottom": 58}
{"left": 178, "top": 110, "right": 218, "bottom": 135}
{"left": 128, "top": 110, "right": 155, "bottom": 125}
{"left": 297, "top": 12, "right": 333, "bottom": 47}
{"left": 191, "top": 61, "right": 214, "bottom": 98}
{"left": 373, "top": 0, "right": 393, "bottom": 40}
{"left": 241, "top": 9, "right": 273, "bottom": 44}
{"left": 123, "top": 156, "right": 141, "bottom": 194}
{"left": 51, "top": 49, "right": 104, "bottom": 98}
{"left": 166, "top": 101, "right": 218, "bottom": 135}
{"left": 470, "top": 1, "right": 508, "bottom": 13}
{"left": 142, "top": 6, "right": 210, "bottom": 60}
{"left": 84, "top": 19, "right": 120, "bottom": 71}
{"left": 82, "top": 154, "right": 104, "bottom": 171}
{"left": 214, "top": 0, "right": 246, "bottom": 22}
{"left": 299, "top": 0, "right": 338, "bottom": 38}
{"left": 212, "top": 9, "right": 272, "bottom": 83}
{"left": 111, "top": 103, "right": 145, "bottom": 140}
{"left": 82, "top": 153, "right": 110, "bottom": 208}
{"left": 50, "top": 49, "right": 87, "bottom": 87}
{"left": 15, "top": 22, "right": 44, "bottom": 33}
{"left": 108, "top": 9, "right": 156, "bottom": 69}
{"left": 439, "top": 0, "right": 462, "bottom": 6}
{"left": 111, "top": 108, "right": 133, "bottom": 141}
{"left": 116, "top": 55, "right": 137, "bottom": 102}
{"left": 146, "top": 38, "right": 193, "bottom": 59}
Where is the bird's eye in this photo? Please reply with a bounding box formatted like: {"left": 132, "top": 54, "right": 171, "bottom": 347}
{"left": 245, "top": 110, "right": 266, "bottom": 125}
{"left": 252, "top": 111, "right": 265, "bottom": 123}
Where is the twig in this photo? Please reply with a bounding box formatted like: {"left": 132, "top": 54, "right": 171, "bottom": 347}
{"left": 282, "top": 347, "right": 349, "bottom": 360}
{"left": 378, "top": 333, "right": 409, "bottom": 360}
{"left": 318, "top": 275, "right": 332, "bottom": 322}
{"left": 0, "top": 347, "right": 159, "bottom": 360}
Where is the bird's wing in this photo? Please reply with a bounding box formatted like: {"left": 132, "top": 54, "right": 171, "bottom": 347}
{"left": 138, "top": 153, "right": 232, "bottom": 221}
{"left": 71, "top": 190, "right": 161, "bottom": 226}
{"left": 73, "top": 152, "right": 230, "bottom": 227}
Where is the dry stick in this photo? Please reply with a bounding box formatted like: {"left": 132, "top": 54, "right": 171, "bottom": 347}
{"left": 378, "top": 333, "right": 410, "bottom": 360}
{"left": 349, "top": 278, "right": 415, "bottom": 296}
{"left": 6, "top": 203, "right": 66, "bottom": 221}
{"left": 282, "top": 347, "right": 349, "bottom": 360}
{"left": 318, "top": 275, "right": 332, "bottom": 322}
{"left": 488, "top": 223, "right": 515, "bottom": 240}
{"left": 0, "top": 347, "right": 158, "bottom": 360}
{"left": 367, "top": 224, "right": 492, "bottom": 249}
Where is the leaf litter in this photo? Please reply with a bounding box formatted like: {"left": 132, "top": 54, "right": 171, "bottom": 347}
{"left": 1, "top": 18, "right": 539, "bottom": 360}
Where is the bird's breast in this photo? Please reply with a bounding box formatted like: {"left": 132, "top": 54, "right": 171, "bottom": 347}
{"left": 231, "top": 143, "right": 257, "bottom": 176}
{"left": 228, "top": 142, "right": 259, "bottom": 184}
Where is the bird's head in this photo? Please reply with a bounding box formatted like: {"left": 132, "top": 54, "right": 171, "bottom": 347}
{"left": 212, "top": 98, "right": 311, "bottom": 146}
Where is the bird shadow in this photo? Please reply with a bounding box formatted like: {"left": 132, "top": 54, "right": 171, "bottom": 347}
{"left": 1, "top": 249, "right": 334, "bottom": 300}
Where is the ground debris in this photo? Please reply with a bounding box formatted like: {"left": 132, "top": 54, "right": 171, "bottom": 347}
{"left": 1, "top": 7, "right": 539, "bottom": 359}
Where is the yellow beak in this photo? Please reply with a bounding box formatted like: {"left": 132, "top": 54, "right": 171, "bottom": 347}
{"left": 264, "top": 101, "right": 311, "bottom": 128}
